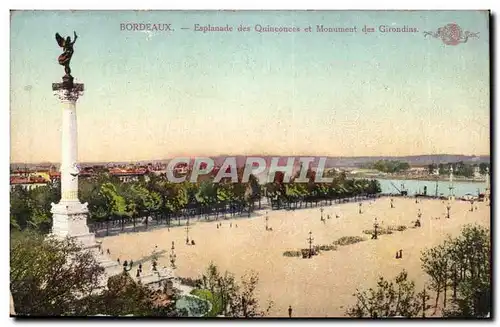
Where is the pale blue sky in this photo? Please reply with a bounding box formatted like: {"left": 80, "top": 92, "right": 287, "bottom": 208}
{"left": 10, "top": 10, "right": 490, "bottom": 163}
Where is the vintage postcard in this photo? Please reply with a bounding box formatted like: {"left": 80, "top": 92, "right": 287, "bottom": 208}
{"left": 9, "top": 10, "right": 491, "bottom": 318}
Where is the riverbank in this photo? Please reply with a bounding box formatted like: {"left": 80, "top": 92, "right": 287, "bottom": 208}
{"left": 353, "top": 174, "right": 486, "bottom": 183}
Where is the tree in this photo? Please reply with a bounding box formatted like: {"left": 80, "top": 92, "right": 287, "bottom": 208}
{"left": 10, "top": 186, "right": 31, "bottom": 231}
{"left": 10, "top": 230, "right": 104, "bottom": 316}
{"left": 11, "top": 230, "right": 185, "bottom": 317}
{"left": 10, "top": 184, "right": 60, "bottom": 234}
{"left": 100, "top": 182, "right": 128, "bottom": 235}
{"left": 421, "top": 242, "right": 449, "bottom": 312}
{"left": 85, "top": 272, "right": 181, "bottom": 317}
{"left": 479, "top": 162, "right": 490, "bottom": 175}
{"left": 442, "top": 225, "right": 491, "bottom": 317}
{"left": 199, "top": 262, "right": 272, "bottom": 317}
{"left": 371, "top": 160, "right": 410, "bottom": 174}
{"left": 420, "top": 224, "right": 490, "bottom": 317}
{"left": 127, "top": 184, "right": 161, "bottom": 230}
{"left": 231, "top": 271, "right": 273, "bottom": 317}
{"left": 346, "top": 270, "right": 428, "bottom": 318}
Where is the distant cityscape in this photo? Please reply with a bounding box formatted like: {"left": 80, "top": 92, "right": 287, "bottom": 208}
{"left": 10, "top": 154, "right": 490, "bottom": 190}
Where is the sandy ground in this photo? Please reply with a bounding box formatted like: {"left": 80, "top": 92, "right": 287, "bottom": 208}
{"left": 100, "top": 197, "right": 490, "bottom": 317}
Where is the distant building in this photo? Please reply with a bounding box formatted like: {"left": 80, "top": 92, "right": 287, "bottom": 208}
{"left": 49, "top": 171, "right": 61, "bottom": 182}
{"left": 109, "top": 167, "right": 148, "bottom": 183}
{"left": 407, "top": 167, "right": 427, "bottom": 176}
{"left": 10, "top": 175, "right": 49, "bottom": 190}
{"left": 474, "top": 166, "right": 481, "bottom": 178}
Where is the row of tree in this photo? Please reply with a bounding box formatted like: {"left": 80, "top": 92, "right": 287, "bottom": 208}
{"left": 369, "top": 160, "right": 410, "bottom": 173}
{"left": 10, "top": 170, "right": 382, "bottom": 235}
{"left": 367, "top": 160, "right": 491, "bottom": 178}
{"left": 347, "top": 224, "right": 491, "bottom": 318}
{"left": 427, "top": 162, "right": 490, "bottom": 178}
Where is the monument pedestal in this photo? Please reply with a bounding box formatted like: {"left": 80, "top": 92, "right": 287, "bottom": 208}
{"left": 50, "top": 200, "right": 122, "bottom": 279}
{"left": 51, "top": 201, "right": 97, "bottom": 249}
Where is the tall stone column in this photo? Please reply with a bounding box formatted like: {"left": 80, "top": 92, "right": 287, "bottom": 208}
{"left": 50, "top": 82, "right": 96, "bottom": 249}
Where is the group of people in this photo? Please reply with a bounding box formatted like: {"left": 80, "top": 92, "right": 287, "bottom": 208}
{"left": 216, "top": 222, "right": 238, "bottom": 229}
{"left": 320, "top": 212, "right": 340, "bottom": 223}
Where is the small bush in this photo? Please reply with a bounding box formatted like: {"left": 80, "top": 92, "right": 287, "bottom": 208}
{"left": 362, "top": 228, "right": 393, "bottom": 236}
{"left": 301, "top": 248, "right": 312, "bottom": 255}
{"left": 179, "top": 277, "right": 202, "bottom": 288}
{"left": 333, "top": 236, "right": 366, "bottom": 246}
{"left": 388, "top": 225, "right": 407, "bottom": 232}
{"left": 301, "top": 248, "right": 317, "bottom": 257}
{"left": 284, "top": 245, "right": 337, "bottom": 258}
{"left": 316, "top": 244, "right": 338, "bottom": 251}
{"left": 283, "top": 250, "right": 302, "bottom": 257}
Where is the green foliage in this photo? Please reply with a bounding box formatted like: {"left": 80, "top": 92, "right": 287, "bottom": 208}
{"left": 333, "top": 236, "right": 366, "bottom": 246}
{"left": 283, "top": 250, "right": 302, "bottom": 257}
{"left": 100, "top": 182, "right": 128, "bottom": 218}
{"left": 198, "top": 262, "right": 272, "bottom": 317}
{"left": 371, "top": 160, "right": 410, "bottom": 174}
{"left": 86, "top": 272, "right": 180, "bottom": 317}
{"left": 10, "top": 230, "right": 105, "bottom": 316}
{"left": 362, "top": 228, "right": 393, "bottom": 236}
{"left": 11, "top": 170, "right": 382, "bottom": 236}
{"left": 349, "top": 224, "right": 490, "bottom": 318}
{"left": 10, "top": 184, "right": 59, "bottom": 234}
{"left": 316, "top": 244, "right": 338, "bottom": 251}
{"left": 478, "top": 162, "right": 490, "bottom": 175}
{"left": 430, "top": 162, "right": 489, "bottom": 178}
{"left": 265, "top": 176, "right": 381, "bottom": 209}
{"left": 10, "top": 230, "right": 183, "bottom": 317}
{"left": 346, "top": 270, "right": 430, "bottom": 318}
{"left": 178, "top": 277, "right": 202, "bottom": 288}
{"left": 283, "top": 244, "right": 337, "bottom": 258}
{"left": 388, "top": 225, "right": 407, "bottom": 232}
{"left": 421, "top": 224, "right": 491, "bottom": 317}
{"left": 191, "top": 289, "right": 221, "bottom": 317}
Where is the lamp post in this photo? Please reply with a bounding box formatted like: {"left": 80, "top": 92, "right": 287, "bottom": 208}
{"left": 416, "top": 209, "right": 422, "bottom": 227}
{"left": 170, "top": 241, "right": 176, "bottom": 269}
{"left": 307, "top": 231, "right": 314, "bottom": 258}
{"left": 265, "top": 211, "right": 269, "bottom": 231}
{"left": 151, "top": 247, "right": 159, "bottom": 272}
{"left": 372, "top": 217, "right": 379, "bottom": 239}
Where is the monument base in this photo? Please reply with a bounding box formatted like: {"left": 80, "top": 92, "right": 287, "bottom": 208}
{"left": 50, "top": 201, "right": 97, "bottom": 249}
{"left": 49, "top": 201, "right": 171, "bottom": 289}
{"left": 50, "top": 200, "right": 122, "bottom": 281}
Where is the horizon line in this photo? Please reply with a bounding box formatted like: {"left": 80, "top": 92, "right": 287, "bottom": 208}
{"left": 10, "top": 153, "right": 491, "bottom": 165}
